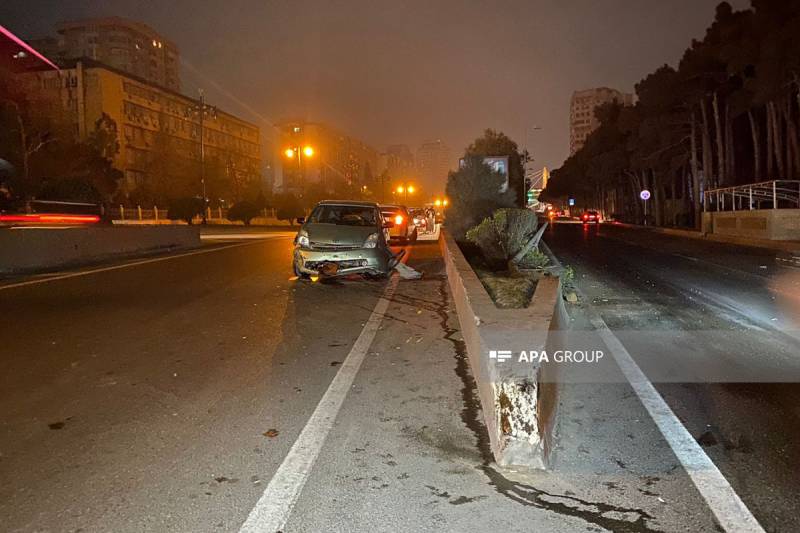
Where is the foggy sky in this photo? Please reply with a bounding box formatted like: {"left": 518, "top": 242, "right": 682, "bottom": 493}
{"left": 2, "top": 0, "right": 749, "bottom": 191}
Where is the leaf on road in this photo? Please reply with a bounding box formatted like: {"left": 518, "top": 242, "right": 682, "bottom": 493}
{"left": 263, "top": 429, "right": 279, "bottom": 438}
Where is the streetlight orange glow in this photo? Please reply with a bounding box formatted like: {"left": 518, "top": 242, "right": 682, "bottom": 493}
{"left": 407, "top": 185, "right": 415, "bottom": 194}
{"left": 434, "top": 199, "right": 442, "bottom": 207}
{"left": 284, "top": 148, "right": 296, "bottom": 159}
{"left": 443, "top": 198, "right": 449, "bottom": 206}
{"left": 303, "top": 146, "right": 314, "bottom": 157}
{"left": 396, "top": 186, "right": 405, "bottom": 194}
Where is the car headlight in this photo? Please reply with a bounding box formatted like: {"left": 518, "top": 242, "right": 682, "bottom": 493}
{"left": 363, "top": 232, "right": 379, "bottom": 248}
{"left": 296, "top": 229, "right": 310, "bottom": 248}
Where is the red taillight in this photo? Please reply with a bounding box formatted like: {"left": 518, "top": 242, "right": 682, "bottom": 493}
{"left": 394, "top": 214, "right": 403, "bottom": 225}
{"left": 0, "top": 213, "right": 100, "bottom": 224}
{"left": 582, "top": 214, "right": 588, "bottom": 220}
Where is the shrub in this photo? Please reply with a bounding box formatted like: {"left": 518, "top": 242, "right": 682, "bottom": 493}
{"left": 274, "top": 193, "right": 304, "bottom": 225}
{"left": 168, "top": 197, "right": 204, "bottom": 224}
{"left": 37, "top": 177, "right": 102, "bottom": 203}
{"left": 466, "top": 208, "right": 542, "bottom": 271}
{"left": 228, "top": 201, "right": 260, "bottom": 225}
{"left": 445, "top": 156, "right": 516, "bottom": 240}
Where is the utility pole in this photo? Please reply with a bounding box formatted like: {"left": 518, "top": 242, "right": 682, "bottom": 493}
{"left": 187, "top": 89, "right": 216, "bottom": 224}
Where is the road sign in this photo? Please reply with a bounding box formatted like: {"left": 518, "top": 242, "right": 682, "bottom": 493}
{"left": 640, "top": 189, "right": 651, "bottom": 201}
{"left": 568, "top": 198, "right": 575, "bottom": 206}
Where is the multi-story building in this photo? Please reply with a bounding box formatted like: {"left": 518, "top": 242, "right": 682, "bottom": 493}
{"left": 16, "top": 59, "right": 261, "bottom": 200}
{"left": 569, "top": 87, "right": 634, "bottom": 155}
{"left": 28, "top": 17, "right": 180, "bottom": 91}
{"left": 416, "top": 140, "right": 452, "bottom": 191}
{"left": 274, "top": 121, "right": 379, "bottom": 196}
{"left": 378, "top": 144, "right": 415, "bottom": 179}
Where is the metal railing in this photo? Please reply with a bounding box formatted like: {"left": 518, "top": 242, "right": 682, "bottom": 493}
{"left": 704, "top": 180, "right": 800, "bottom": 211}
{"left": 114, "top": 205, "right": 278, "bottom": 222}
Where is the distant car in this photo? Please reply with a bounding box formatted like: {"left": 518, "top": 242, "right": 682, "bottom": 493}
{"left": 408, "top": 208, "right": 431, "bottom": 234}
{"left": 292, "top": 200, "right": 397, "bottom": 279}
{"left": 581, "top": 210, "right": 601, "bottom": 224}
{"left": 380, "top": 204, "right": 417, "bottom": 243}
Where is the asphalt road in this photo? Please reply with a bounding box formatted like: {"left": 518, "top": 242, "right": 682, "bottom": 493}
{"left": 2, "top": 224, "right": 794, "bottom": 532}
{"left": 546, "top": 222, "right": 800, "bottom": 533}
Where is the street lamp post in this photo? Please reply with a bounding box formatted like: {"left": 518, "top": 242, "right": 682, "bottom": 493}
{"left": 395, "top": 183, "right": 415, "bottom": 204}
{"left": 187, "top": 89, "right": 217, "bottom": 224}
{"left": 284, "top": 145, "right": 314, "bottom": 198}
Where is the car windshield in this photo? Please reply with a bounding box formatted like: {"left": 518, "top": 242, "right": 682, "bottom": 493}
{"left": 308, "top": 205, "right": 377, "bottom": 226}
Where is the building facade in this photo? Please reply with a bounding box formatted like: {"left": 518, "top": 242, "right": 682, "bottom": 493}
{"left": 378, "top": 144, "right": 415, "bottom": 178}
{"left": 16, "top": 60, "right": 261, "bottom": 201}
{"left": 28, "top": 17, "right": 180, "bottom": 91}
{"left": 569, "top": 87, "right": 634, "bottom": 155}
{"left": 274, "top": 121, "right": 379, "bottom": 197}
{"left": 416, "top": 140, "right": 452, "bottom": 191}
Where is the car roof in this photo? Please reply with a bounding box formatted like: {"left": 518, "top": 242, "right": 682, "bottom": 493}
{"left": 317, "top": 200, "right": 379, "bottom": 208}
{"left": 379, "top": 204, "right": 407, "bottom": 210}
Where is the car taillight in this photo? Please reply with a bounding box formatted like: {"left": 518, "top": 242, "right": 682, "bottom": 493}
{"left": 582, "top": 214, "right": 588, "bottom": 220}
{"left": 395, "top": 215, "right": 403, "bottom": 225}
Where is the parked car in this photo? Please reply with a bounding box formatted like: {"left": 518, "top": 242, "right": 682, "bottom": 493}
{"left": 292, "top": 200, "right": 397, "bottom": 279}
{"left": 581, "top": 210, "right": 601, "bottom": 224}
{"left": 380, "top": 204, "right": 417, "bottom": 243}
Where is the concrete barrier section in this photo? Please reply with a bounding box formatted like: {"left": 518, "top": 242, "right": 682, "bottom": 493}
{"left": 440, "top": 229, "right": 563, "bottom": 468}
{"left": 0, "top": 226, "right": 200, "bottom": 273}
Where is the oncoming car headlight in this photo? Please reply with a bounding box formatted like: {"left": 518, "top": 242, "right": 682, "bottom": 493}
{"left": 296, "top": 229, "right": 310, "bottom": 248}
{"left": 363, "top": 232, "right": 379, "bottom": 248}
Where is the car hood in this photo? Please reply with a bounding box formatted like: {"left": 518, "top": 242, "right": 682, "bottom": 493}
{"left": 304, "top": 223, "right": 376, "bottom": 246}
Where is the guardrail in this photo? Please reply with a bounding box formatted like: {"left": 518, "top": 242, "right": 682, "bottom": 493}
{"left": 114, "top": 205, "right": 279, "bottom": 222}
{"left": 705, "top": 180, "right": 800, "bottom": 211}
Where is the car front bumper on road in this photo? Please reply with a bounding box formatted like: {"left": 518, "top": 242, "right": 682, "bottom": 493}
{"left": 294, "top": 246, "right": 391, "bottom": 276}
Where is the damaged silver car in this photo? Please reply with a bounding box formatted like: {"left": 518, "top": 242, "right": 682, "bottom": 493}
{"left": 293, "top": 200, "right": 399, "bottom": 279}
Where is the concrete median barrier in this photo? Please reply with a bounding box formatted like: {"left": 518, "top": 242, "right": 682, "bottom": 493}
{"left": 0, "top": 225, "right": 200, "bottom": 274}
{"left": 440, "top": 229, "right": 566, "bottom": 468}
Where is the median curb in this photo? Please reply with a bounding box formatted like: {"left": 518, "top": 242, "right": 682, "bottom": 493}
{"left": 0, "top": 226, "right": 201, "bottom": 274}
{"left": 440, "top": 229, "right": 565, "bottom": 468}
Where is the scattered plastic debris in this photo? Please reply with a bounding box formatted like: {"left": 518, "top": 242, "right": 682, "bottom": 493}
{"left": 394, "top": 261, "right": 423, "bottom": 279}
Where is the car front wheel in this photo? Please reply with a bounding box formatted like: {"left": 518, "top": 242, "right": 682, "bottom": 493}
{"left": 293, "top": 261, "right": 310, "bottom": 279}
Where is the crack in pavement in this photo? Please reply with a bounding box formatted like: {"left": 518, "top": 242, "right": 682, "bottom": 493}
{"left": 432, "top": 277, "right": 661, "bottom": 533}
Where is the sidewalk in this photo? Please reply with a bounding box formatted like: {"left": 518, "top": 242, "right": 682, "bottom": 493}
{"left": 276, "top": 240, "right": 721, "bottom": 532}
{"left": 610, "top": 221, "right": 800, "bottom": 254}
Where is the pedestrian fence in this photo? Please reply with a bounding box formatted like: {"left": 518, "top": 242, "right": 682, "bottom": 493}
{"left": 705, "top": 180, "right": 800, "bottom": 212}
{"left": 113, "top": 205, "right": 285, "bottom": 225}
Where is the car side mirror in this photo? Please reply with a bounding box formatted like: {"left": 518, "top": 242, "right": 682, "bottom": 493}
{"left": 383, "top": 221, "right": 395, "bottom": 229}
{"left": 296, "top": 217, "right": 305, "bottom": 224}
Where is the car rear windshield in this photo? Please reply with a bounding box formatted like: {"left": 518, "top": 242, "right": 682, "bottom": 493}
{"left": 308, "top": 205, "right": 378, "bottom": 226}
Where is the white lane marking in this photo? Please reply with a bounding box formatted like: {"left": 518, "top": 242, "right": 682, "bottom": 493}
{"left": 0, "top": 241, "right": 260, "bottom": 291}
{"left": 200, "top": 232, "right": 294, "bottom": 241}
{"left": 586, "top": 311, "right": 765, "bottom": 533}
{"left": 239, "top": 274, "right": 402, "bottom": 533}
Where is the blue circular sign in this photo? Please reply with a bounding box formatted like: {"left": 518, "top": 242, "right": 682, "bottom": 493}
{"left": 640, "top": 189, "right": 651, "bottom": 201}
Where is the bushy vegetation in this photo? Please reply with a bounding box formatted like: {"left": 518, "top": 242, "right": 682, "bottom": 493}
{"left": 544, "top": 1, "right": 800, "bottom": 228}
{"left": 466, "top": 208, "right": 545, "bottom": 272}
{"left": 227, "top": 200, "right": 260, "bottom": 225}
{"left": 445, "top": 155, "right": 516, "bottom": 240}
{"left": 167, "top": 197, "right": 204, "bottom": 224}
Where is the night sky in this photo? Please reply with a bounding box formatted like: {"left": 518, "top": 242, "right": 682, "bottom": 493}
{"left": 2, "top": 0, "right": 749, "bottom": 187}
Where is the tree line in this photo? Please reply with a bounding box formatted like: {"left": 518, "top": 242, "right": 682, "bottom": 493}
{"left": 543, "top": 1, "right": 800, "bottom": 227}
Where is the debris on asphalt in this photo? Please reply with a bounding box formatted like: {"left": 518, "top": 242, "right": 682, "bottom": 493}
{"left": 395, "top": 261, "right": 423, "bottom": 279}
{"left": 263, "top": 429, "right": 279, "bottom": 438}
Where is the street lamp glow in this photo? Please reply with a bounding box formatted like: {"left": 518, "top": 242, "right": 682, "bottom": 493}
{"left": 443, "top": 198, "right": 449, "bottom": 206}
{"left": 407, "top": 185, "right": 415, "bottom": 194}
{"left": 303, "top": 146, "right": 314, "bottom": 157}
{"left": 284, "top": 148, "right": 296, "bottom": 159}
{"left": 396, "top": 186, "right": 405, "bottom": 194}
{"left": 434, "top": 199, "right": 442, "bottom": 207}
